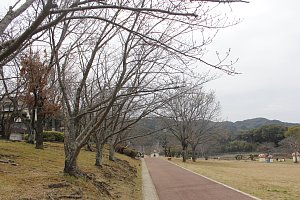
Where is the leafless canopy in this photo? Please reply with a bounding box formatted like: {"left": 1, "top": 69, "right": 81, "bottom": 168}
{"left": 0, "top": 0, "right": 248, "bottom": 175}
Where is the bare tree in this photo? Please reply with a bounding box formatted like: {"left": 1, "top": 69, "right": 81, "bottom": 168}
{"left": 1, "top": 0, "right": 248, "bottom": 176}
{"left": 158, "top": 81, "right": 220, "bottom": 162}
{"left": 0, "top": 0, "right": 248, "bottom": 68}
{"left": 188, "top": 90, "right": 221, "bottom": 161}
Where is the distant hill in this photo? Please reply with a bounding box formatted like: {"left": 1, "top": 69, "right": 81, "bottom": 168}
{"left": 131, "top": 117, "right": 300, "bottom": 153}
{"left": 221, "top": 118, "right": 300, "bottom": 133}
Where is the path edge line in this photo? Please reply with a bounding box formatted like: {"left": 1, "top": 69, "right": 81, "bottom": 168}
{"left": 166, "top": 159, "right": 261, "bottom": 200}
{"left": 142, "top": 158, "right": 159, "bottom": 200}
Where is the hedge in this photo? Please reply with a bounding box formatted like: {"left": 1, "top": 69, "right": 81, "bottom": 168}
{"left": 115, "top": 144, "right": 140, "bottom": 158}
{"left": 43, "top": 131, "right": 64, "bottom": 142}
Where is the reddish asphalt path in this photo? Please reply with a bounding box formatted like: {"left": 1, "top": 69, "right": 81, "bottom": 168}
{"left": 144, "top": 158, "right": 258, "bottom": 200}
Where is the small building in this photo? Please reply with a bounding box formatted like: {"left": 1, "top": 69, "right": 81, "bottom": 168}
{"left": 258, "top": 154, "right": 266, "bottom": 162}
{"left": 1, "top": 97, "right": 30, "bottom": 139}
{"left": 258, "top": 154, "right": 273, "bottom": 163}
{"left": 9, "top": 133, "right": 23, "bottom": 141}
{"left": 150, "top": 150, "right": 159, "bottom": 157}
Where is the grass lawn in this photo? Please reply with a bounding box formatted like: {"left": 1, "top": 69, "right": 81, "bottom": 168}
{"left": 171, "top": 158, "right": 300, "bottom": 200}
{"left": 0, "top": 140, "right": 142, "bottom": 200}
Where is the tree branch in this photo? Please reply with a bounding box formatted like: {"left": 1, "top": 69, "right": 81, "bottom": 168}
{"left": 0, "top": 0, "right": 35, "bottom": 35}
{"left": 0, "top": 0, "right": 54, "bottom": 65}
{"left": 50, "top": 5, "right": 198, "bottom": 17}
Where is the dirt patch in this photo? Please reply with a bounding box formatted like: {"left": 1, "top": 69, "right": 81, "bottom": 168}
{"left": 0, "top": 153, "right": 19, "bottom": 166}
{"left": 0, "top": 153, "right": 18, "bottom": 159}
{"left": 46, "top": 186, "right": 83, "bottom": 200}
{"left": 48, "top": 182, "right": 70, "bottom": 189}
{"left": 93, "top": 180, "right": 113, "bottom": 196}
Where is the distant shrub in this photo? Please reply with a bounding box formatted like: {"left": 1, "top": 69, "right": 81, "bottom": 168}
{"left": 115, "top": 144, "right": 126, "bottom": 154}
{"left": 116, "top": 145, "right": 140, "bottom": 158}
{"left": 129, "top": 149, "right": 139, "bottom": 158}
{"left": 123, "top": 148, "right": 132, "bottom": 157}
{"left": 43, "top": 131, "right": 64, "bottom": 142}
{"left": 235, "top": 154, "right": 243, "bottom": 160}
{"left": 225, "top": 140, "right": 257, "bottom": 152}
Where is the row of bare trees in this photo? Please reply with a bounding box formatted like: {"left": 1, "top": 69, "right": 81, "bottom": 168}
{"left": 0, "top": 0, "right": 247, "bottom": 176}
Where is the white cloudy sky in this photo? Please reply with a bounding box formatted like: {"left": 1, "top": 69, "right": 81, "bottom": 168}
{"left": 1, "top": 0, "right": 299, "bottom": 123}
{"left": 204, "top": 0, "right": 300, "bottom": 123}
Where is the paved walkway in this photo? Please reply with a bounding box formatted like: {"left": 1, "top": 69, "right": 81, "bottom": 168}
{"left": 144, "top": 158, "right": 260, "bottom": 200}
{"left": 142, "top": 158, "right": 159, "bottom": 200}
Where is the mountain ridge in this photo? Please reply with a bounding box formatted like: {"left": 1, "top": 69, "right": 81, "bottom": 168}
{"left": 221, "top": 117, "right": 300, "bottom": 133}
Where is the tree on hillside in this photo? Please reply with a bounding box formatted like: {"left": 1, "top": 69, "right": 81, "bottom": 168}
{"left": 20, "top": 50, "right": 60, "bottom": 149}
{"left": 238, "top": 124, "right": 286, "bottom": 147}
{"left": 50, "top": 5, "right": 192, "bottom": 174}
{"left": 1, "top": 0, "right": 248, "bottom": 176}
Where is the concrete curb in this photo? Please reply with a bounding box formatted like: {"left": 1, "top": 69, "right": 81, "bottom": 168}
{"left": 168, "top": 160, "right": 261, "bottom": 200}
{"left": 142, "top": 158, "right": 159, "bottom": 200}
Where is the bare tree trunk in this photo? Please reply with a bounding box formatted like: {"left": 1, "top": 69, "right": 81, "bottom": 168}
{"left": 95, "top": 141, "right": 104, "bottom": 166}
{"left": 294, "top": 148, "right": 298, "bottom": 163}
{"left": 64, "top": 145, "right": 81, "bottom": 176}
{"left": 191, "top": 146, "right": 197, "bottom": 162}
{"left": 28, "top": 107, "right": 36, "bottom": 144}
{"left": 4, "top": 117, "right": 13, "bottom": 140}
{"left": 182, "top": 142, "right": 188, "bottom": 162}
{"left": 51, "top": 118, "right": 56, "bottom": 131}
{"left": 35, "top": 106, "right": 44, "bottom": 149}
{"left": 86, "top": 137, "right": 94, "bottom": 152}
{"left": 164, "top": 145, "right": 168, "bottom": 157}
{"left": 64, "top": 121, "right": 81, "bottom": 176}
{"left": 109, "top": 144, "right": 115, "bottom": 161}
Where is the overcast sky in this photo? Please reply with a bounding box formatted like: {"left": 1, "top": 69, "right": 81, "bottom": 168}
{"left": 1, "top": 0, "right": 299, "bottom": 123}
{"left": 204, "top": 0, "right": 300, "bottom": 123}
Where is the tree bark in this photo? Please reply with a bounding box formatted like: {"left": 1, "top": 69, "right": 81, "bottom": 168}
{"left": 86, "top": 137, "right": 94, "bottom": 152}
{"left": 182, "top": 142, "right": 188, "bottom": 162}
{"left": 95, "top": 142, "right": 104, "bottom": 166}
{"left": 0, "top": 117, "right": 5, "bottom": 138}
{"left": 35, "top": 106, "right": 44, "bottom": 149}
{"left": 4, "top": 117, "right": 13, "bottom": 140}
{"left": 0, "top": 0, "right": 54, "bottom": 65}
{"left": 64, "top": 146, "right": 81, "bottom": 176}
{"left": 191, "top": 146, "right": 197, "bottom": 162}
{"left": 51, "top": 118, "right": 56, "bottom": 131}
{"left": 28, "top": 105, "right": 36, "bottom": 144}
{"left": 294, "top": 149, "right": 298, "bottom": 163}
{"left": 0, "top": 0, "right": 36, "bottom": 35}
{"left": 64, "top": 120, "right": 81, "bottom": 176}
{"left": 109, "top": 144, "right": 115, "bottom": 161}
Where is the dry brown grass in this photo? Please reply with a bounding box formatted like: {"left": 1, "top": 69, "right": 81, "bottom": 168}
{"left": 171, "top": 158, "right": 300, "bottom": 200}
{"left": 0, "top": 140, "right": 142, "bottom": 200}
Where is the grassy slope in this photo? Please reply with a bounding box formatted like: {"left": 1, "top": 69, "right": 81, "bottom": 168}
{"left": 0, "top": 140, "right": 142, "bottom": 200}
{"left": 172, "top": 158, "right": 300, "bottom": 200}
